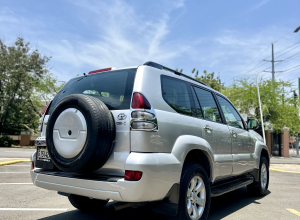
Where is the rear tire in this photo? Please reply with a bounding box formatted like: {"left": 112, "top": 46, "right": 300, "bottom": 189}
{"left": 247, "top": 156, "right": 269, "bottom": 196}
{"left": 171, "top": 163, "right": 211, "bottom": 220}
{"left": 68, "top": 194, "right": 108, "bottom": 212}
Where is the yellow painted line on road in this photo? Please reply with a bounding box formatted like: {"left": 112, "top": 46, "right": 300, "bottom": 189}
{"left": 270, "top": 168, "right": 300, "bottom": 174}
{"left": 287, "top": 209, "right": 300, "bottom": 217}
{"left": 0, "top": 160, "right": 31, "bottom": 166}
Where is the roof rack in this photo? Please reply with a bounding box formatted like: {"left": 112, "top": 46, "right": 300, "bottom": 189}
{"left": 143, "top": 61, "right": 209, "bottom": 87}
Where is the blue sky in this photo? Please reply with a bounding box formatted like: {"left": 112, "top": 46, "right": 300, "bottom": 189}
{"left": 0, "top": 0, "right": 299, "bottom": 86}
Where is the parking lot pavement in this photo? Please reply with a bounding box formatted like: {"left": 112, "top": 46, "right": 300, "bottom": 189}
{"left": 0, "top": 147, "right": 36, "bottom": 159}
{"left": 0, "top": 161, "right": 300, "bottom": 220}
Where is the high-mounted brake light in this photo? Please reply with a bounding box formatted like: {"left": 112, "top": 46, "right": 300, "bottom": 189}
{"left": 88, "top": 68, "right": 112, "bottom": 74}
{"left": 131, "top": 93, "right": 151, "bottom": 109}
{"left": 125, "top": 170, "right": 143, "bottom": 181}
{"left": 42, "top": 103, "right": 50, "bottom": 115}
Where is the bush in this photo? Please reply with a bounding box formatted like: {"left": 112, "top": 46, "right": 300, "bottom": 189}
{"left": 0, "top": 135, "right": 14, "bottom": 147}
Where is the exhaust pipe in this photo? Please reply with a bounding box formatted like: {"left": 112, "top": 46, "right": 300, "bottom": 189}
{"left": 110, "top": 202, "right": 147, "bottom": 211}
{"left": 110, "top": 202, "right": 132, "bottom": 211}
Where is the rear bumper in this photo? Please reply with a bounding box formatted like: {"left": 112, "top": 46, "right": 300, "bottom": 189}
{"left": 31, "top": 152, "right": 181, "bottom": 202}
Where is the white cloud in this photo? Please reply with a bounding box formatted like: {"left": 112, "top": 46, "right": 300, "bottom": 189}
{"left": 0, "top": 0, "right": 298, "bottom": 86}
{"left": 250, "top": 0, "right": 270, "bottom": 11}
{"left": 185, "top": 26, "right": 300, "bottom": 84}
{"left": 0, "top": 0, "right": 189, "bottom": 81}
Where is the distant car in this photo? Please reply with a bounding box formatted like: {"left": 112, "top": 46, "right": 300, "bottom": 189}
{"left": 30, "top": 61, "right": 270, "bottom": 220}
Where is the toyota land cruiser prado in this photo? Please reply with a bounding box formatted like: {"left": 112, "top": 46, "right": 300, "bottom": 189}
{"left": 31, "top": 61, "right": 270, "bottom": 220}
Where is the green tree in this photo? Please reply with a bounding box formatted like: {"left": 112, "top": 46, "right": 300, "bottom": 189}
{"left": 0, "top": 38, "right": 62, "bottom": 134}
{"left": 194, "top": 70, "right": 223, "bottom": 91}
{"left": 222, "top": 78, "right": 300, "bottom": 133}
{"left": 175, "top": 68, "right": 223, "bottom": 91}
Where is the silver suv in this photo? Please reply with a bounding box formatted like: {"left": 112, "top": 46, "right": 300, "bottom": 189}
{"left": 31, "top": 62, "right": 270, "bottom": 220}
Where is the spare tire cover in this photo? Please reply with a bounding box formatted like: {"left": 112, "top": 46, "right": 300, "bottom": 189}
{"left": 46, "top": 94, "right": 115, "bottom": 172}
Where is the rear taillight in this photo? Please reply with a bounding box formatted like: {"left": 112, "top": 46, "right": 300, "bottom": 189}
{"left": 131, "top": 93, "right": 151, "bottom": 109}
{"left": 31, "top": 161, "right": 34, "bottom": 169}
{"left": 125, "top": 170, "right": 143, "bottom": 181}
{"left": 42, "top": 103, "right": 50, "bottom": 115}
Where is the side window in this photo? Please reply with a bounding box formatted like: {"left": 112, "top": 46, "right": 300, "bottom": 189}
{"left": 191, "top": 87, "right": 203, "bottom": 118}
{"left": 161, "top": 76, "right": 193, "bottom": 116}
{"left": 193, "top": 87, "right": 222, "bottom": 123}
{"left": 216, "top": 95, "right": 244, "bottom": 129}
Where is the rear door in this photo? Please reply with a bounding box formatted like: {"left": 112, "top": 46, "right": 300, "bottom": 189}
{"left": 44, "top": 68, "right": 137, "bottom": 175}
{"left": 215, "top": 95, "right": 256, "bottom": 176}
{"left": 192, "top": 86, "right": 233, "bottom": 180}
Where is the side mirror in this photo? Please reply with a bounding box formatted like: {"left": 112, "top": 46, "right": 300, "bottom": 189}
{"left": 248, "top": 119, "right": 259, "bottom": 130}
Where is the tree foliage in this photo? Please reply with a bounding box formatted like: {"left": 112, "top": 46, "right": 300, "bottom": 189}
{"left": 194, "top": 70, "right": 223, "bottom": 92}
{"left": 0, "top": 38, "right": 62, "bottom": 134}
{"left": 222, "top": 78, "right": 300, "bottom": 133}
{"left": 175, "top": 67, "right": 223, "bottom": 91}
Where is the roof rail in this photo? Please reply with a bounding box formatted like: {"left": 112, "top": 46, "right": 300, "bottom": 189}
{"left": 143, "top": 61, "right": 209, "bottom": 87}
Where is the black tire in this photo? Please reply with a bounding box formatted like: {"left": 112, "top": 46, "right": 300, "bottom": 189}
{"left": 68, "top": 194, "right": 108, "bottom": 212}
{"left": 247, "top": 156, "right": 269, "bottom": 196}
{"left": 171, "top": 163, "right": 211, "bottom": 220}
{"left": 46, "top": 94, "right": 115, "bottom": 173}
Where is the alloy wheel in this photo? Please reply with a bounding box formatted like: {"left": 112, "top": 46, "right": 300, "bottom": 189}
{"left": 186, "top": 176, "right": 206, "bottom": 219}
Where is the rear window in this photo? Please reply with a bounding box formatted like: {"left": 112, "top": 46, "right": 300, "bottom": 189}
{"left": 48, "top": 68, "right": 136, "bottom": 114}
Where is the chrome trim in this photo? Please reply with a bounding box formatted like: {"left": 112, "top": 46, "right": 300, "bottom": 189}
{"left": 35, "top": 137, "right": 46, "bottom": 147}
{"left": 204, "top": 125, "right": 213, "bottom": 132}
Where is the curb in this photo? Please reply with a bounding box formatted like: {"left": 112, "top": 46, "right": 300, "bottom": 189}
{"left": 0, "top": 160, "right": 31, "bottom": 166}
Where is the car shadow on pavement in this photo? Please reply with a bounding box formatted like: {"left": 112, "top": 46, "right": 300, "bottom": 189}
{"left": 39, "top": 203, "right": 165, "bottom": 220}
{"left": 39, "top": 187, "right": 270, "bottom": 220}
{"left": 208, "top": 187, "right": 271, "bottom": 220}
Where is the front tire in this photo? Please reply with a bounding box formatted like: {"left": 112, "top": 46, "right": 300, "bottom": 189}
{"left": 247, "top": 156, "right": 269, "bottom": 196}
{"left": 68, "top": 194, "right": 108, "bottom": 212}
{"left": 172, "top": 163, "right": 211, "bottom": 220}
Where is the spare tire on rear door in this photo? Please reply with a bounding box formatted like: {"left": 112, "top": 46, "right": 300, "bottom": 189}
{"left": 46, "top": 94, "right": 115, "bottom": 173}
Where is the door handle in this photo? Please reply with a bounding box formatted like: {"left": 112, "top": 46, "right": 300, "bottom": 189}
{"left": 231, "top": 130, "right": 237, "bottom": 137}
{"left": 204, "top": 125, "right": 213, "bottom": 133}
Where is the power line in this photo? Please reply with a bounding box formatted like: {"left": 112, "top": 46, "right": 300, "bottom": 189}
{"left": 282, "top": 64, "right": 300, "bottom": 72}
{"left": 267, "top": 66, "right": 300, "bottom": 79}
{"left": 240, "top": 42, "right": 300, "bottom": 80}
{"left": 222, "top": 45, "right": 270, "bottom": 83}
{"left": 223, "top": 29, "right": 297, "bottom": 84}
{"left": 275, "top": 44, "right": 300, "bottom": 59}
{"left": 273, "top": 29, "right": 293, "bottom": 44}
{"left": 273, "top": 41, "right": 300, "bottom": 56}
{"left": 263, "top": 51, "right": 300, "bottom": 71}
{"left": 225, "top": 42, "right": 300, "bottom": 82}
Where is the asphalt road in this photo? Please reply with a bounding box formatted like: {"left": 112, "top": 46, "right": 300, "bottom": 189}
{"left": 0, "top": 147, "right": 36, "bottom": 159}
{"left": 0, "top": 148, "right": 300, "bottom": 219}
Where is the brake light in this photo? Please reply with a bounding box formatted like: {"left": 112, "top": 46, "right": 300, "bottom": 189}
{"left": 42, "top": 103, "right": 50, "bottom": 115}
{"left": 125, "top": 170, "right": 143, "bottom": 181}
{"left": 31, "top": 161, "right": 34, "bottom": 169}
{"left": 132, "top": 93, "right": 151, "bottom": 109}
{"left": 88, "top": 68, "right": 112, "bottom": 74}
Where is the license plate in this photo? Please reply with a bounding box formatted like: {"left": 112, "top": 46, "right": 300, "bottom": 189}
{"left": 37, "top": 147, "right": 51, "bottom": 162}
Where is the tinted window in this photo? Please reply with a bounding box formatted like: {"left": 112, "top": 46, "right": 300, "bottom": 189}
{"left": 217, "top": 95, "right": 244, "bottom": 129}
{"left": 48, "top": 69, "right": 136, "bottom": 114}
{"left": 193, "top": 87, "right": 222, "bottom": 123}
{"left": 191, "top": 87, "right": 203, "bottom": 118}
{"left": 161, "top": 76, "right": 193, "bottom": 116}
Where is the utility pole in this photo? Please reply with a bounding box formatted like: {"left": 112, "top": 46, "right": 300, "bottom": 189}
{"left": 263, "top": 43, "right": 283, "bottom": 81}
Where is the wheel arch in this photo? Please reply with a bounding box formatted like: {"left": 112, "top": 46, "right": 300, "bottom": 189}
{"left": 183, "top": 149, "right": 212, "bottom": 182}
{"left": 261, "top": 148, "right": 270, "bottom": 167}
{"left": 254, "top": 140, "right": 270, "bottom": 169}
{"left": 171, "top": 135, "right": 214, "bottom": 182}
